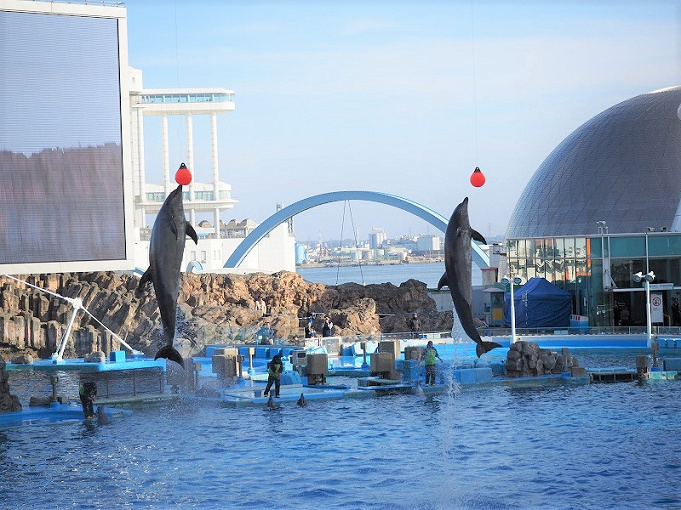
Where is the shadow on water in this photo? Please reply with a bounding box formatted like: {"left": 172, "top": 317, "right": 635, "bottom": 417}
{"left": 79, "top": 419, "right": 99, "bottom": 438}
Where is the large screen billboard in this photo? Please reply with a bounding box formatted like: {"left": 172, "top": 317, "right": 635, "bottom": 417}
{"left": 0, "top": 0, "right": 133, "bottom": 274}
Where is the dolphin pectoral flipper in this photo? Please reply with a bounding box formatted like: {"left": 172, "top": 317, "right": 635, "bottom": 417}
{"left": 476, "top": 340, "right": 503, "bottom": 358}
{"left": 186, "top": 222, "right": 198, "bottom": 244}
{"left": 137, "top": 267, "right": 153, "bottom": 292}
{"left": 154, "top": 344, "right": 185, "bottom": 368}
{"left": 437, "top": 272, "right": 449, "bottom": 291}
{"left": 471, "top": 229, "right": 486, "bottom": 244}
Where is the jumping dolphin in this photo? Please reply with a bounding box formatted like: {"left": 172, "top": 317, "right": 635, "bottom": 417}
{"left": 266, "top": 394, "right": 276, "bottom": 409}
{"left": 137, "top": 183, "right": 198, "bottom": 367}
{"left": 438, "top": 197, "right": 501, "bottom": 357}
{"left": 296, "top": 393, "right": 306, "bottom": 407}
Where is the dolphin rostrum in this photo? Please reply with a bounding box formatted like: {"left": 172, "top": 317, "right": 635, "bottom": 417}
{"left": 137, "top": 184, "right": 198, "bottom": 367}
{"left": 438, "top": 197, "right": 501, "bottom": 357}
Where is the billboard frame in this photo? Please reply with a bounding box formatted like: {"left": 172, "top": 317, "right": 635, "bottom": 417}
{"left": 0, "top": 0, "right": 135, "bottom": 274}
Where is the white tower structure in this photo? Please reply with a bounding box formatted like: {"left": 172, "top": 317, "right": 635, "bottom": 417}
{"left": 128, "top": 68, "right": 237, "bottom": 238}
{"left": 127, "top": 68, "right": 296, "bottom": 274}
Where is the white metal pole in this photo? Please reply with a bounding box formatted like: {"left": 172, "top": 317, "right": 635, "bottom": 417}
{"left": 54, "top": 298, "right": 82, "bottom": 362}
{"left": 186, "top": 114, "right": 195, "bottom": 202}
{"left": 510, "top": 282, "right": 516, "bottom": 345}
{"left": 137, "top": 108, "right": 146, "bottom": 199}
{"left": 645, "top": 280, "right": 652, "bottom": 347}
{"left": 161, "top": 114, "right": 170, "bottom": 194}
{"left": 210, "top": 113, "right": 221, "bottom": 239}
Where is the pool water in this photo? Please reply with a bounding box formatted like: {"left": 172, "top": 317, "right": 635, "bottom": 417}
{"left": 2, "top": 356, "right": 681, "bottom": 509}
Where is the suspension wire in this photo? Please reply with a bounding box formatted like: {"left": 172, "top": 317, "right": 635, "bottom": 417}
{"left": 171, "top": 0, "right": 185, "bottom": 168}
{"left": 470, "top": 0, "right": 479, "bottom": 164}
{"left": 174, "top": 0, "right": 181, "bottom": 88}
{"left": 336, "top": 201, "right": 347, "bottom": 285}
{"left": 347, "top": 201, "right": 365, "bottom": 286}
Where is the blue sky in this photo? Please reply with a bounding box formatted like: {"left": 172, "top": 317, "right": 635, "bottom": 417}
{"left": 125, "top": 1, "right": 681, "bottom": 242}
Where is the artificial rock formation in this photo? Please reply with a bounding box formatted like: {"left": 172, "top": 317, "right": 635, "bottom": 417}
{"left": 0, "top": 357, "right": 21, "bottom": 412}
{"left": 505, "top": 341, "right": 579, "bottom": 377}
{"left": 0, "top": 271, "right": 455, "bottom": 361}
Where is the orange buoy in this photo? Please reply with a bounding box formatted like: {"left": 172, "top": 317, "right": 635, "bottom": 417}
{"left": 470, "top": 166, "right": 485, "bottom": 187}
{"left": 175, "top": 163, "right": 192, "bottom": 186}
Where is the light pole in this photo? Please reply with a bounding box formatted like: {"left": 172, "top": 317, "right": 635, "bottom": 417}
{"left": 501, "top": 276, "right": 523, "bottom": 345}
{"left": 633, "top": 271, "right": 655, "bottom": 347}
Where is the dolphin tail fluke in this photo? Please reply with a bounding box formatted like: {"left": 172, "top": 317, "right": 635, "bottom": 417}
{"left": 155, "top": 345, "right": 185, "bottom": 367}
{"left": 476, "top": 340, "right": 503, "bottom": 358}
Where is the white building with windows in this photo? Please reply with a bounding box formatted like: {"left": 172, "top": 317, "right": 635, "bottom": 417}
{"left": 416, "top": 235, "right": 441, "bottom": 252}
{"left": 128, "top": 68, "right": 295, "bottom": 273}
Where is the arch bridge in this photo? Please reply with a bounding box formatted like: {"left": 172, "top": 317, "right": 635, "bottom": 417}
{"left": 223, "top": 190, "right": 490, "bottom": 269}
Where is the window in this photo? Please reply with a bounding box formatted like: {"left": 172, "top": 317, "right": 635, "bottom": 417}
{"left": 610, "top": 236, "right": 646, "bottom": 258}
{"left": 648, "top": 235, "right": 681, "bottom": 257}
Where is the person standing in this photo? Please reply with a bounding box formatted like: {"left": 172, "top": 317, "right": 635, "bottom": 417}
{"left": 263, "top": 354, "right": 283, "bottom": 398}
{"left": 79, "top": 380, "right": 97, "bottom": 419}
{"left": 409, "top": 312, "right": 421, "bottom": 338}
{"left": 673, "top": 298, "right": 681, "bottom": 327}
{"left": 304, "top": 318, "right": 316, "bottom": 338}
{"left": 259, "top": 321, "right": 274, "bottom": 344}
{"left": 420, "top": 341, "right": 443, "bottom": 386}
{"left": 322, "top": 316, "right": 334, "bottom": 337}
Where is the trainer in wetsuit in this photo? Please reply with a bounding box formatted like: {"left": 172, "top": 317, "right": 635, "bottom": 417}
{"left": 263, "top": 354, "right": 284, "bottom": 398}
{"left": 420, "top": 341, "right": 443, "bottom": 386}
{"left": 79, "top": 380, "right": 97, "bottom": 419}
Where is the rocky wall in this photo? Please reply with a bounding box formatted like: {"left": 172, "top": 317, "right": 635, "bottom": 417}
{"left": 0, "top": 356, "right": 21, "bottom": 412}
{"left": 0, "top": 270, "right": 462, "bottom": 362}
{"left": 505, "top": 341, "right": 579, "bottom": 377}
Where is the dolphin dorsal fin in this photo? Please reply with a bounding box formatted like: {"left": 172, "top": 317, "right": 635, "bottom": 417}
{"left": 471, "top": 229, "right": 486, "bottom": 244}
{"left": 437, "top": 272, "right": 449, "bottom": 290}
{"left": 186, "top": 222, "right": 199, "bottom": 244}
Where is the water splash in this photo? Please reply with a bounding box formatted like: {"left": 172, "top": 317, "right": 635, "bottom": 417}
{"left": 450, "top": 309, "right": 469, "bottom": 362}
{"left": 435, "top": 310, "right": 464, "bottom": 507}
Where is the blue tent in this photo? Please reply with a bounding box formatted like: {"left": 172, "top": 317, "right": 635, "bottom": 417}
{"left": 503, "top": 277, "right": 572, "bottom": 328}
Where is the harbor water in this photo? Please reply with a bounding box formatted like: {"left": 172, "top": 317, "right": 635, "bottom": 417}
{"left": 3, "top": 356, "right": 681, "bottom": 509}
{"left": 298, "top": 262, "right": 482, "bottom": 288}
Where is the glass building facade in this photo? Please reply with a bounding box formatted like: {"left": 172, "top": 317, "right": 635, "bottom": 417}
{"left": 503, "top": 86, "right": 681, "bottom": 329}
{"left": 506, "top": 233, "right": 681, "bottom": 328}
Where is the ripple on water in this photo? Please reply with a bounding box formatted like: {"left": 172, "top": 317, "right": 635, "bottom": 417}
{"left": 4, "top": 361, "right": 681, "bottom": 508}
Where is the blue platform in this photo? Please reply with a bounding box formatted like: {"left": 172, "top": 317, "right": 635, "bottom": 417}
{"left": 6, "top": 351, "right": 166, "bottom": 373}
{"left": 0, "top": 403, "right": 131, "bottom": 429}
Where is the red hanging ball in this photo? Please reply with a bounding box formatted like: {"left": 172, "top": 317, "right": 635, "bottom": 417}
{"left": 470, "top": 166, "right": 485, "bottom": 187}
{"left": 175, "top": 163, "right": 192, "bottom": 186}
